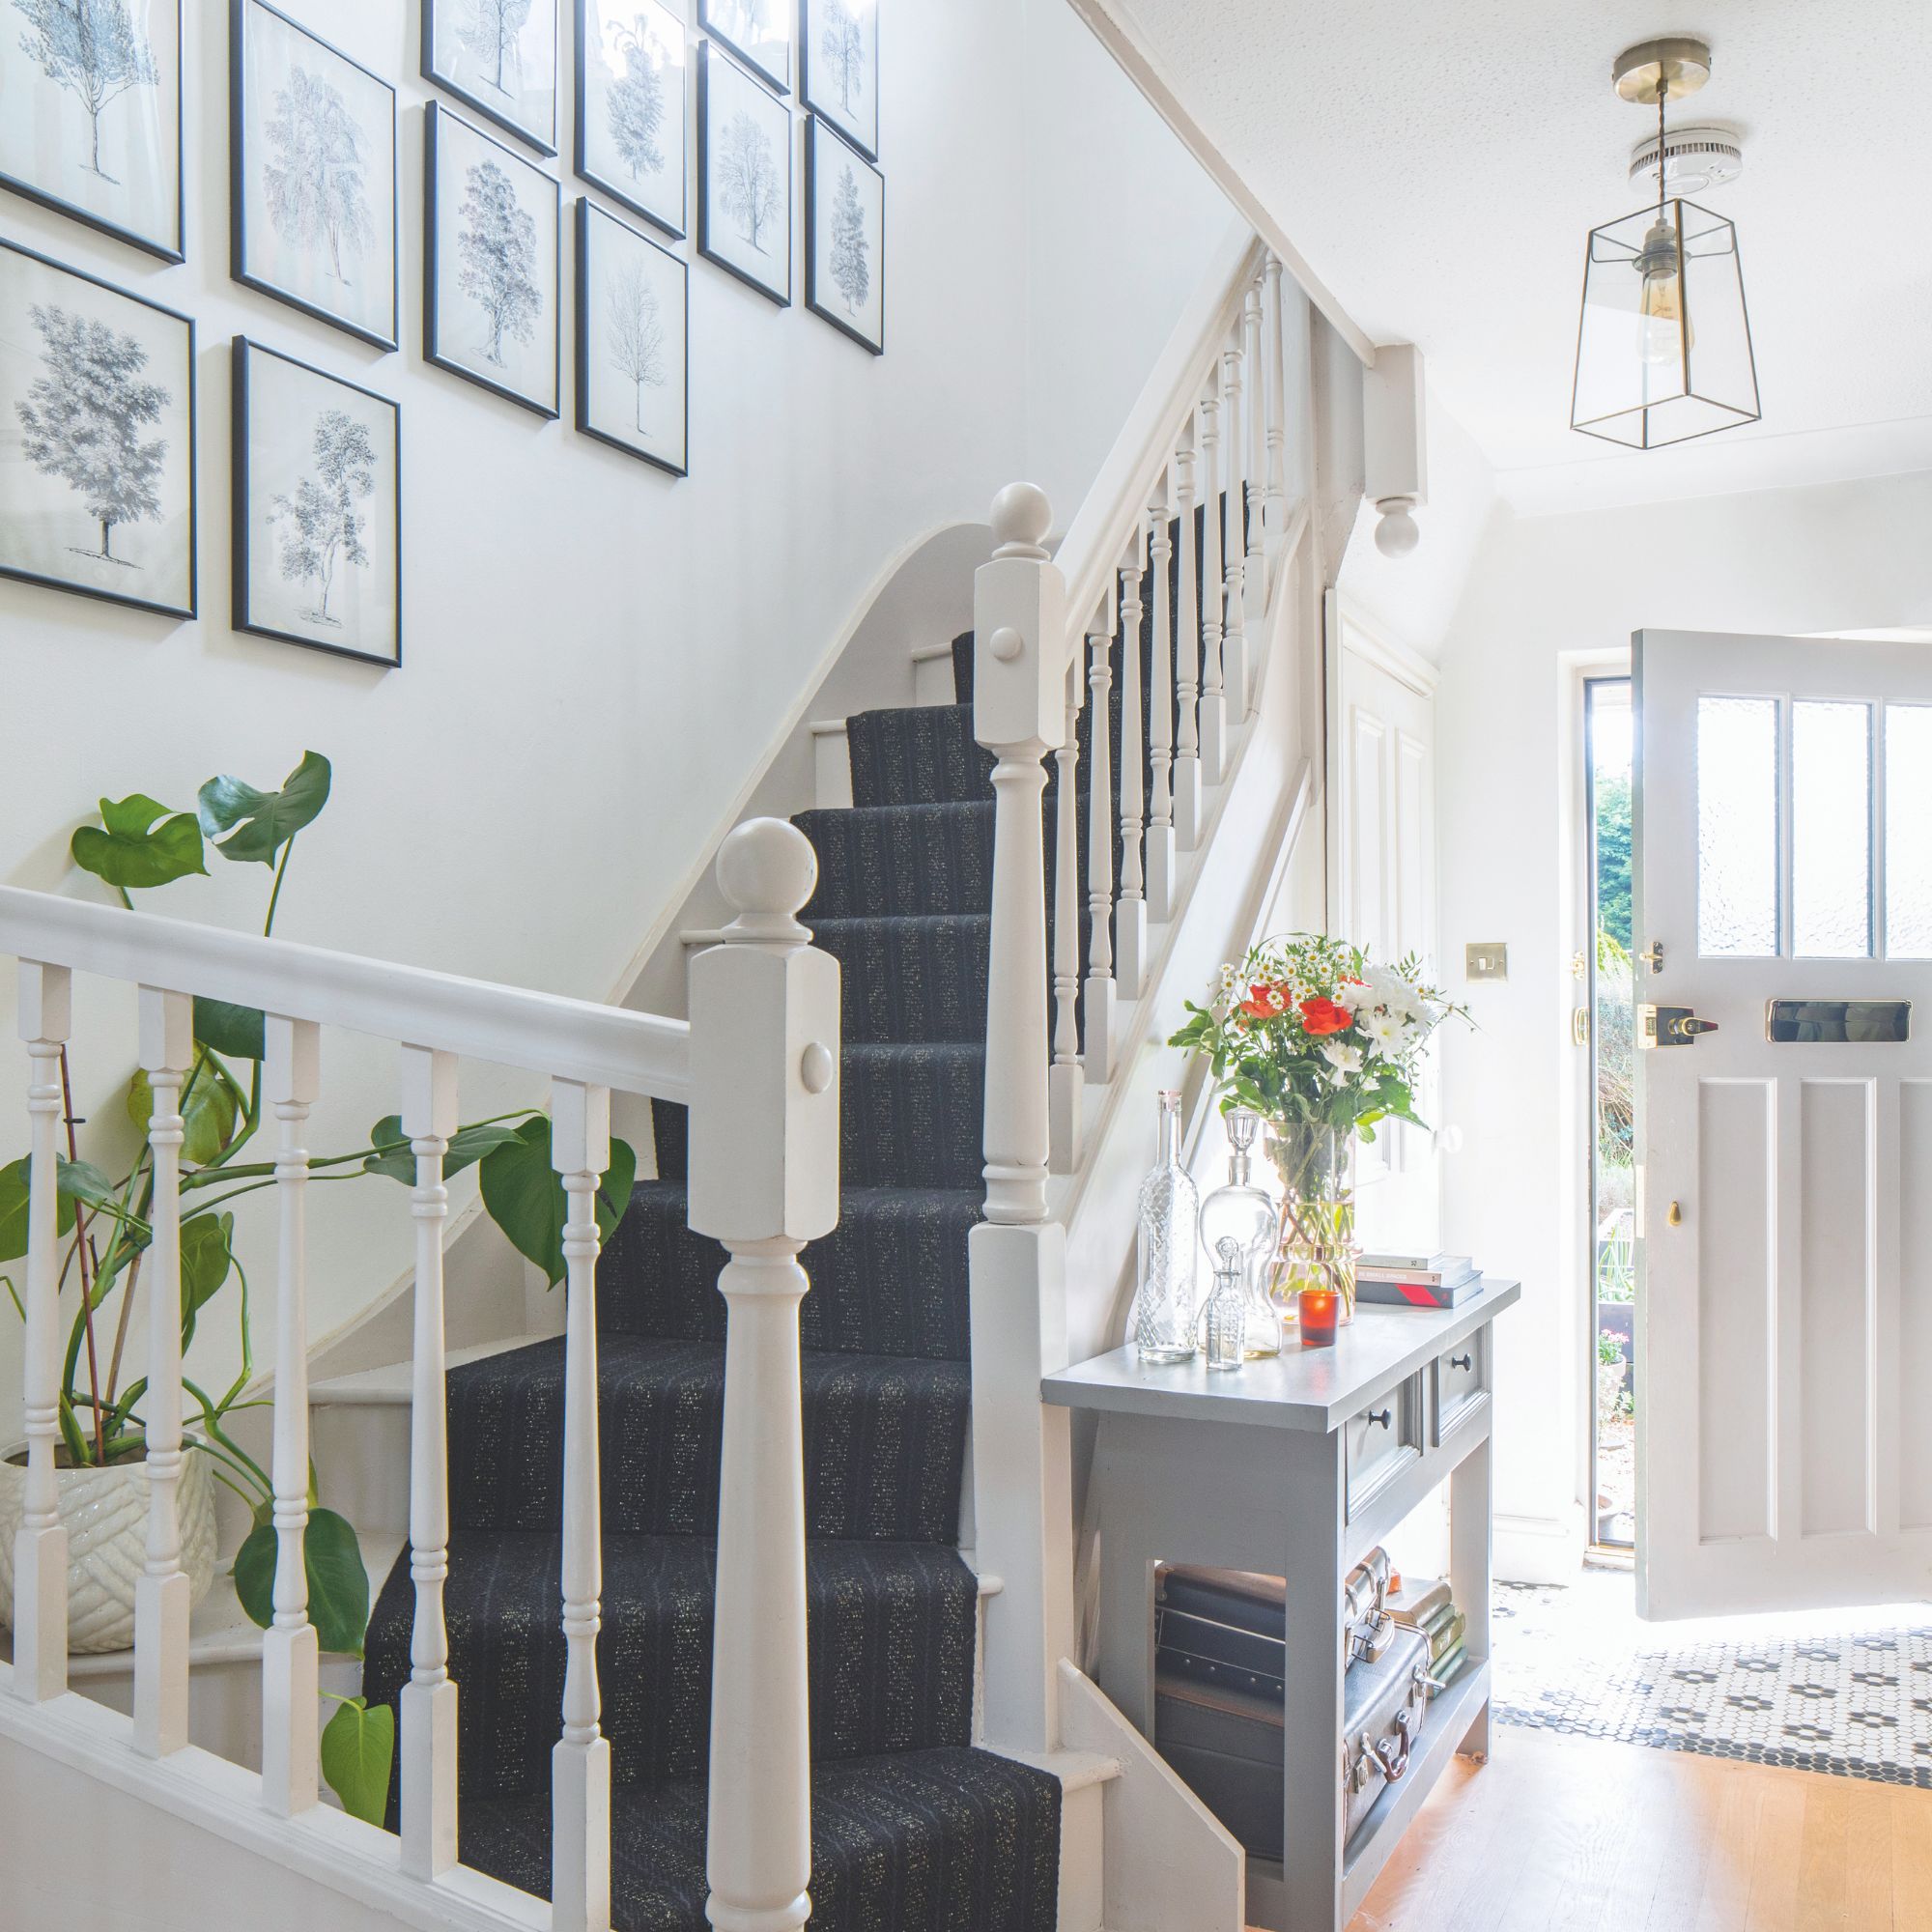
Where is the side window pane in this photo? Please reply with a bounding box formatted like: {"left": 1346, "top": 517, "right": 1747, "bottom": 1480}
{"left": 1887, "top": 705, "right": 1932, "bottom": 958}
{"left": 1792, "top": 700, "right": 1872, "bottom": 959}
{"left": 1698, "top": 696, "right": 1780, "bottom": 957}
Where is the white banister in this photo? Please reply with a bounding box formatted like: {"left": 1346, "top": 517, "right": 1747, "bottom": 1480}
{"left": 401, "top": 1045, "right": 459, "bottom": 1881}
{"left": 690, "top": 819, "right": 840, "bottom": 1932}
{"left": 133, "top": 986, "right": 192, "bottom": 1758}
{"left": 1083, "top": 597, "right": 1116, "bottom": 1086}
{"left": 551, "top": 1076, "right": 612, "bottom": 1932}
{"left": 1115, "top": 534, "right": 1147, "bottom": 998}
{"left": 1049, "top": 656, "right": 1083, "bottom": 1175}
{"left": 1198, "top": 372, "right": 1226, "bottom": 786}
{"left": 1221, "top": 329, "right": 1249, "bottom": 739}
{"left": 1146, "top": 490, "right": 1176, "bottom": 922}
{"left": 1264, "top": 254, "right": 1288, "bottom": 553}
{"left": 261, "top": 1015, "right": 321, "bottom": 1818}
{"left": 1173, "top": 442, "right": 1201, "bottom": 849}
{"left": 11, "top": 960, "right": 71, "bottom": 1704}
{"left": 1242, "top": 277, "right": 1268, "bottom": 697}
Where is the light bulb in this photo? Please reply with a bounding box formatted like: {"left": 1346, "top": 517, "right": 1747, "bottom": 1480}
{"left": 1634, "top": 219, "right": 1692, "bottom": 370}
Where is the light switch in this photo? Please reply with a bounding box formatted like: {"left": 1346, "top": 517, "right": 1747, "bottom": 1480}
{"left": 1465, "top": 943, "right": 1508, "bottom": 981}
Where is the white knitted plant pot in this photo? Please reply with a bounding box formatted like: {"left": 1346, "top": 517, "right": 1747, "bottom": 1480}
{"left": 0, "top": 1445, "right": 219, "bottom": 1654}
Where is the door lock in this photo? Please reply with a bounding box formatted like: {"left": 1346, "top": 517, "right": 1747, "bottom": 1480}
{"left": 1638, "top": 941, "right": 1664, "bottom": 975}
{"left": 1638, "top": 1004, "right": 1719, "bottom": 1048}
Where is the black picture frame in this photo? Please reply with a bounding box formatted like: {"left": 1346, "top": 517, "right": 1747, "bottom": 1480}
{"left": 0, "top": 0, "right": 185, "bottom": 262}
{"left": 574, "top": 198, "right": 690, "bottom": 477}
{"left": 798, "top": 0, "right": 875, "bottom": 161}
{"left": 574, "top": 0, "right": 689, "bottom": 240}
{"left": 0, "top": 237, "right": 196, "bottom": 620}
{"left": 231, "top": 335, "right": 402, "bottom": 668}
{"left": 422, "top": 0, "right": 559, "bottom": 156}
{"left": 805, "top": 114, "right": 882, "bottom": 355}
{"left": 696, "top": 42, "right": 791, "bottom": 308}
{"left": 697, "top": 0, "right": 791, "bottom": 94}
{"left": 230, "top": 0, "right": 399, "bottom": 352}
{"left": 423, "top": 101, "right": 562, "bottom": 419}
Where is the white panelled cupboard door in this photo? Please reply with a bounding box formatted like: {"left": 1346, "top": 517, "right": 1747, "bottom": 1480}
{"left": 1329, "top": 597, "right": 1439, "bottom": 1252}
{"left": 1636, "top": 628, "right": 1932, "bottom": 1620}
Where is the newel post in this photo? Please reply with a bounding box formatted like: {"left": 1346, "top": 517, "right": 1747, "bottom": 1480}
{"left": 691, "top": 818, "right": 840, "bottom": 1932}
{"left": 969, "top": 486, "right": 1078, "bottom": 1755}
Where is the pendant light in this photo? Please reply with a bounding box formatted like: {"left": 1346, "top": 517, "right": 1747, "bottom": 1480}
{"left": 1571, "top": 38, "right": 1760, "bottom": 448}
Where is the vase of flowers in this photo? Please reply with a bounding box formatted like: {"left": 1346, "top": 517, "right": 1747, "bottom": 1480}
{"left": 1170, "top": 934, "right": 1466, "bottom": 1330}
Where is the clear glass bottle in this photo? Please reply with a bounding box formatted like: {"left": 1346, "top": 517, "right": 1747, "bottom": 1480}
{"left": 1198, "top": 1108, "right": 1283, "bottom": 1358}
{"left": 1133, "top": 1090, "right": 1199, "bottom": 1362}
{"left": 1204, "top": 1237, "right": 1248, "bottom": 1371}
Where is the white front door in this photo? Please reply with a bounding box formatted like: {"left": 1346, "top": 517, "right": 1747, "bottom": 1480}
{"left": 1636, "top": 627, "right": 1932, "bottom": 1619}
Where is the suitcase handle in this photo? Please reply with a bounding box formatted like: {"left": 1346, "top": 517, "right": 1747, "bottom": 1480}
{"left": 1365, "top": 1722, "right": 1411, "bottom": 1784}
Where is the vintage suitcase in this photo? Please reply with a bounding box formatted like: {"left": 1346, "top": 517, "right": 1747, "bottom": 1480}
{"left": 1152, "top": 1565, "right": 1434, "bottom": 1860}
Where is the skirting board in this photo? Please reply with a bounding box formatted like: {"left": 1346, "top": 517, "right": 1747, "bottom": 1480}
{"left": 1494, "top": 1508, "right": 1588, "bottom": 1587}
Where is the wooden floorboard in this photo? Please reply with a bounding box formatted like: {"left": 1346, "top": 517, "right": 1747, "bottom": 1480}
{"left": 1327, "top": 1730, "right": 1932, "bottom": 1932}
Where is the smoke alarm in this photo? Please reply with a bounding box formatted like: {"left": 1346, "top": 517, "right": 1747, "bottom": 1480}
{"left": 1629, "top": 123, "right": 1744, "bottom": 194}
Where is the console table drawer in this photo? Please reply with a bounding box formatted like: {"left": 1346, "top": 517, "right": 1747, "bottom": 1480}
{"left": 1431, "top": 1328, "right": 1491, "bottom": 1444}
{"left": 1344, "top": 1375, "right": 1420, "bottom": 1520}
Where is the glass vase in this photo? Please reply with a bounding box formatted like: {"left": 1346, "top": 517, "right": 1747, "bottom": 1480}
{"left": 1264, "top": 1123, "right": 1358, "bottom": 1325}
{"left": 1132, "top": 1090, "right": 1199, "bottom": 1362}
{"left": 1198, "top": 1108, "right": 1282, "bottom": 1358}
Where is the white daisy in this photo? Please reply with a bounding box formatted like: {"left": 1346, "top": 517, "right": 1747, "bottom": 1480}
{"left": 1321, "top": 1039, "right": 1363, "bottom": 1076}
{"left": 1363, "top": 1010, "right": 1406, "bottom": 1050}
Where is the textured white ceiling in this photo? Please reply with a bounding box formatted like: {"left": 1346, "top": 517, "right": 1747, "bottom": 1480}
{"left": 1110, "top": 0, "right": 1932, "bottom": 508}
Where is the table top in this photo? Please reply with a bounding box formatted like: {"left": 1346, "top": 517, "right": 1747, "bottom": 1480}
{"left": 1041, "top": 1277, "right": 1520, "bottom": 1433}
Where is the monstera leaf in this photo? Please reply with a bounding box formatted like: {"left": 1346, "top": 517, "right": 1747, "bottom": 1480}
{"left": 478, "top": 1118, "right": 638, "bottom": 1288}
{"left": 0, "top": 1155, "right": 79, "bottom": 1265}
{"left": 197, "top": 752, "right": 332, "bottom": 867}
{"left": 360, "top": 1115, "right": 528, "bottom": 1185}
{"left": 178, "top": 1212, "right": 236, "bottom": 1351}
{"left": 126, "top": 1049, "right": 241, "bottom": 1166}
{"left": 321, "top": 1696, "right": 395, "bottom": 1824}
{"left": 232, "top": 1503, "right": 369, "bottom": 1656}
{"left": 71, "top": 793, "right": 208, "bottom": 891}
{"left": 192, "top": 998, "right": 267, "bottom": 1062}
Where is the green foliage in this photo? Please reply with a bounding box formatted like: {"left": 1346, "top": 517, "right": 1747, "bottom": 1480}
{"left": 232, "top": 1504, "right": 369, "bottom": 1656}
{"left": 177, "top": 1213, "right": 235, "bottom": 1350}
{"left": 192, "top": 997, "right": 267, "bottom": 1062}
{"left": 126, "top": 1048, "right": 242, "bottom": 1165}
{"left": 320, "top": 1695, "right": 395, "bottom": 1824}
{"left": 479, "top": 1118, "right": 639, "bottom": 1287}
{"left": 70, "top": 792, "right": 208, "bottom": 892}
{"left": 1594, "top": 773, "right": 1633, "bottom": 949}
{"left": 359, "top": 1115, "right": 527, "bottom": 1184}
{"left": 196, "top": 751, "right": 332, "bottom": 867}
{"left": 0, "top": 1154, "right": 79, "bottom": 1264}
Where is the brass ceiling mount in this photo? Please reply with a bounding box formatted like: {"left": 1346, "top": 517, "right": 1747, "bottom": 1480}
{"left": 1611, "top": 36, "right": 1713, "bottom": 103}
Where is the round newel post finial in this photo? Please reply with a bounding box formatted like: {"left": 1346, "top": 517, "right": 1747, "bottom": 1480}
{"left": 717, "top": 816, "right": 816, "bottom": 944}
{"left": 1373, "top": 497, "right": 1421, "bottom": 558}
{"left": 990, "top": 482, "right": 1052, "bottom": 560}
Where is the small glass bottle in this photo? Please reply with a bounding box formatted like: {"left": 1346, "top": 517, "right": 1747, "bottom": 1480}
{"left": 1205, "top": 1237, "right": 1248, "bottom": 1371}
{"left": 1132, "top": 1090, "right": 1199, "bottom": 1363}
{"left": 1198, "top": 1107, "right": 1283, "bottom": 1358}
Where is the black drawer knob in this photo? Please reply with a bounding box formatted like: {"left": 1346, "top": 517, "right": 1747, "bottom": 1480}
{"left": 1367, "top": 1407, "right": 1393, "bottom": 1431}
{"left": 1450, "top": 1353, "right": 1472, "bottom": 1373}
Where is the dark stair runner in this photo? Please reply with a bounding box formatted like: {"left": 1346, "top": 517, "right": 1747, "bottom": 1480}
{"left": 364, "top": 640, "right": 1064, "bottom": 1929}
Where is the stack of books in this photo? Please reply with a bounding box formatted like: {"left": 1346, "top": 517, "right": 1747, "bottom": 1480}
{"left": 1356, "top": 1250, "right": 1480, "bottom": 1307}
{"left": 1384, "top": 1574, "right": 1469, "bottom": 1693}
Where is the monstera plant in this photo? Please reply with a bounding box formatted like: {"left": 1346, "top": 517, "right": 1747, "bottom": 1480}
{"left": 0, "top": 752, "right": 636, "bottom": 1816}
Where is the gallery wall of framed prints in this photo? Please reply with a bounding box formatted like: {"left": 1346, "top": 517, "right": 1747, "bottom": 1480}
{"left": 0, "top": 0, "right": 885, "bottom": 667}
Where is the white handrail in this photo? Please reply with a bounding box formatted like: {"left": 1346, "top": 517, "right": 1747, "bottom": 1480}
{"left": 0, "top": 888, "right": 692, "bottom": 1101}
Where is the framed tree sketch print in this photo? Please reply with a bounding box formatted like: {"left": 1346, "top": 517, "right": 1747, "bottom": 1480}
{"left": 423, "top": 0, "right": 558, "bottom": 156}
{"left": 697, "top": 43, "right": 789, "bottom": 305}
{"left": 231, "top": 0, "right": 398, "bottom": 350}
{"left": 576, "top": 0, "right": 688, "bottom": 239}
{"left": 799, "top": 0, "right": 874, "bottom": 159}
{"left": 0, "top": 0, "right": 184, "bottom": 260}
{"left": 805, "top": 116, "right": 880, "bottom": 353}
{"left": 0, "top": 240, "right": 195, "bottom": 617}
{"left": 424, "top": 102, "right": 560, "bottom": 417}
{"left": 697, "top": 0, "right": 788, "bottom": 94}
{"left": 576, "top": 199, "right": 687, "bottom": 475}
{"left": 232, "top": 337, "right": 400, "bottom": 667}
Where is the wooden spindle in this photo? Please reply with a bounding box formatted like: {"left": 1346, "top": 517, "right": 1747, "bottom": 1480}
{"left": 401, "top": 1045, "right": 459, "bottom": 1881}
{"left": 1147, "top": 482, "right": 1177, "bottom": 922}
{"left": 1264, "top": 254, "right": 1289, "bottom": 554}
{"left": 1220, "top": 336, "right": 1247, "bottom": 748}
{"left": 1241, "top": 279, "right": 1268, "bottom": 711}
{"left": 262, "top": 1015, "right": 321, "bottom": 1817}
{"left": 1173, "top": 442, "right": 1202, "bottom": 849}
{"left": 973, "top": 485, "right": 1064, "bottom": 1228}
{"left": 1049, "top": 655, "right": 1082, "bottom": 1173}
{"left": 1116, "top": 531, "right": 1148, "bottom": 997}
{"left": 10, "top": 962, "right": 71, "bottom": 1704}
{"left": 692, "top": 818, "right": 839, "bottom": 1932}
{"left": 1083, "top": 596, "right": 1116, "bottom": 1085}
{"left": 1198, "top": 373, "right": 1227, "bottom": 787}
{"left": 133, "top": 986, "right": 192, "bottom": 1757}
{"left": 552, "top": 1077, "right": 612, "bottom": 1932}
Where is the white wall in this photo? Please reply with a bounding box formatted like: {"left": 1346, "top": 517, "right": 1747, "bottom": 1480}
{"left": 0, "top": 0, "right": 1228, "bottom": 1437}
{"left": 1432, "top": 468, "right": 1932, "bottom": 1581}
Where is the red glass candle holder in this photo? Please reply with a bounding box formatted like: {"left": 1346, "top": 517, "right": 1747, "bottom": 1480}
{"left": 1298, "top": 1287, "right": 1339, "bottom": 1349}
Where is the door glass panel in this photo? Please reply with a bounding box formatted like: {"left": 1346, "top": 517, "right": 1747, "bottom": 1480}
{"left": 1887, "top": 705, "right": 1932, "bottom": 959}
{"left": 1792, "top": 700, "right": 1872, "bottom": 958}
{"left": 1697, "top": 696, "right": 1779, "bottom": 956}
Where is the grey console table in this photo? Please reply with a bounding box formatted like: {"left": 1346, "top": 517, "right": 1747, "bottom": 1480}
{"left": 1043, "top": 1278, "right": 1520, "bottom": 1932}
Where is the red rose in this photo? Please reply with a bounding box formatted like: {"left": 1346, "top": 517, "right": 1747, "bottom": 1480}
{"left": 1238, "top": 980, "right": 1292, "bottom": 1020}
{"left": 1299, "top": 996, "right": 1353, "bottom": 1037}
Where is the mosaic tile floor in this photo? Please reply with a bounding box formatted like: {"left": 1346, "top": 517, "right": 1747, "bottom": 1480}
{"left": 1490, "top": 1569, "right": 1932, "bottom": 1787}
